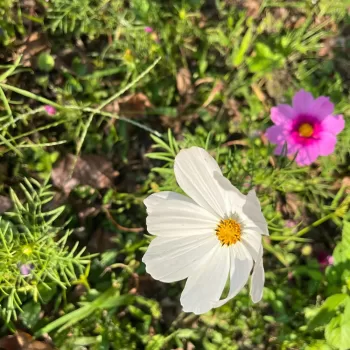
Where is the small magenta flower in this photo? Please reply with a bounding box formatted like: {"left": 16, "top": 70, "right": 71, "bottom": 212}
{"left": 317, "top": 252, "right": 334, "bottom": 269}
{"left": 44, "top": 105, "right": 57, "bottom": 116}
{"left": 266, "top": 90, "right": 345, "bottom": 166}
{"left": 144, "top": 26, "right": 153, "bottom": 33}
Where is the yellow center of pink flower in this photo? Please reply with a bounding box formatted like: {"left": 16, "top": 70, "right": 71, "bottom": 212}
{"left": 298, "top": 123, "right": 314, "bottom": 138}
{"left": 216, "top": 219, "right": 241, "bottom": 246}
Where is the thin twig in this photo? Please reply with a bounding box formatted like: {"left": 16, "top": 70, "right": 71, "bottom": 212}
{"left": 104, "top": 207, "right": 144, "bottom": 233}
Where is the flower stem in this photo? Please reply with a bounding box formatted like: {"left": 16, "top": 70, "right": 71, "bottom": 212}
{"left": 295, "top": 213, "right": 334, "bottom": 238}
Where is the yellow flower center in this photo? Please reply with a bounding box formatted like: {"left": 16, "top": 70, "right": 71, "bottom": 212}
{"left": 298, "top": 123, "right": 314, "bottom": 138}
{"left": 215, "top": 219, "right": 242, "bottom": 246}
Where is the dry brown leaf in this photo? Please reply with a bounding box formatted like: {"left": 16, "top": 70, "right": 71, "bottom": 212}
{"left": 244, "top": 0, "right": 261, "bottom": 17}
{"left": 223, "top": 139, "right": 248, "bottom": 147}
{"left": 202, "top": 80, "right": 224, "bottom": 107}
{"left": 318, "top": 37, "right": 335, "bottom": 57}
{"left": 103, "top": 98, "right": 119, "bottom": 114}
{"left": 251, "top": 83, "right": 266, "bottom": 102}
{"left": 15, "top": 32, "right": 50, "bottom": 67}
{"left": 226, "top": 0, "right": 261, "bottom": 18}
{"left": 186, "top": 343, "right": 196, "bottom": 350}
{"left": 104, "top": 93, "right": 152, "bottom": 117}
{"left": 176, "top": 68, "right": 193, "bottom": 96}
{"left": 251, "top": 83, "right": 269, "bottom": 112}
{"left": 119, "top": 93, "right": 152, "bottom": 116}
{"left": 342, "top": 177, "right": 350, "bottom": 194}
{"left": 0, "top": 331, "right": 55, "bottom": 350}
{"left": 51, "top": 154, "right": 118, "bottom": 194}
{"left": 294, "top": 17, "right": 306, "bottom": 29}
{"left": 194, "top": 77, "right": 215, "bottom": 86}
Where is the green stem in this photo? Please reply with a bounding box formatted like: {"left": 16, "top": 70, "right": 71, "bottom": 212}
{"left": 0, "top": 56, "right": 21, "bottom": 82}
{"left": 0, "top": 58, "right": 162, "bottom": 158}
{"left": 269, "top": 235, "right": 312, "bottom": 242}
{"left": 0, "top": 83, "right": 61, "bottom": 108}
{"left": 67, "top": 106, "right": 162, "bottom": 137}
{"left": 280, "top": 213, "right": 336, "bottom": 246}
{"left": 75, "top": 56, "right": 161, "bottom": 153}
{"left": 0, "top": 86, "right": 13, "bottom": 120}
{"left": 295, "top": 213, "right": 334, "bottom": 237}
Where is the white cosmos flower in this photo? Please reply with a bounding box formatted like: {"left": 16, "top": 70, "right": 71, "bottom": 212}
{"left": 142, "top": 147, "right": 269, "bottom": 315}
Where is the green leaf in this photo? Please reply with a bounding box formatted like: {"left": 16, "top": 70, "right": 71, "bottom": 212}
{"left": 307, "top": 294, "right": 349, "bottom": 331}
{"left": 332, "top": 221, "right": 350, "bottom": 282}
{"left": 21, "top": 301, "right": 41, "bottom": 329}
{"left": 306, "top": 340, "right": 333, "bottom": 350}
{"left": 233, "top": 26, "right": 253, "bottom": 67}
{"left": 342, "top": 221, "right": 350, "bottom": 248}
{"left": 255, "top": 42, "right": 274, "bottom": 57}
{"left": 323, "top": 294, "right": 349, "bottom": 310}
{"left": 176, "top": 329, "right": 199, "bottom": 339}
{"left": 145, "top": 335, "right": 167, "bottom": 350}
{"left": 100, "top": 251, "right": 118, "bottom": 267}
{"left": 203, "top": 337, "right": 218, "bottom": 350}
{"left": 325, "top": 315, "right": 350, "bottom": 350}
{"left": 247, "top": 42, "right": 285, "bottom": 73}
{"left": 343, "top": 298, "right": 350, "bottom": 322}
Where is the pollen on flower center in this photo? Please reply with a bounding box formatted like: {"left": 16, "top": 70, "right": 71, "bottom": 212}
{"left": 298, "top": 123, "right": 314, "bottom": 138}
{"left": 215, "top": 219, "right": 241, "bottom": 246}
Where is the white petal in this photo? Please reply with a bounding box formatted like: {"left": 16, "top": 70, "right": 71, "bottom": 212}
{"left": 145, "top": 191, "right": 218, "bottom": 237}
{"left": 213, "top": 242, "right": 253, "bottom": 308}
{"left": 250, "top": 246, "right": 265, "bottom": 303}
{"left": 142, "top": 234, "right": 217, "bottom": 283}
{"left": 213, "top": 173, "right": 247, "bottom": 216}
{"left": 242, "top": 190, "right": 269, "bottom": 235}
{"left": 180, "top": 243, "right": 230, "bottom": 314}
{"left": 241, "top": 229, "right": 263, "bottom": 261}
{"left": 174, "top": 147, "right": 244, "bottom": 218}
{"left": 144, "top": 191, "right": 194, "bottom": 213}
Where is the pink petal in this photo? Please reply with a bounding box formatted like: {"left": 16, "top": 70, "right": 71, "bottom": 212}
{"left": 44, "top": 105, "right": 57, "bottom": 115}
{"left": 266, "top": 125, "right": 300, "bottom": 156}
{"left": 286, "top": 141, "right": 301, "bottom": 155}
{"left": 310, "top": 96, "right": 334, "bottom": 120}
{"left": 327, "top": 256, "right": 334, "bottom": 265}
{"left": 266, "top": 125, "right": 284, "bottom": 144}
{"left": 318, "top": 132, "right": 337, "bottom": 156}
{"left": 292, "top": 90, "right": 314, "bottom": 114}
{"left": 274, "top": 143, "right": 284, "bottom": 155}
{"left": 295, "top": 143, "right": 319, "bottom": 166}
{"left": 271, "top": 105, "right": 296, "bottom": 125}
{"left": 321, "top": 114, "right": 345, "bottom": 135}
{"left": 144, "top": 26, "right": 154, "bottom": 33}
{"left": 274, "top": 140, "right": 300, "bottom": 156}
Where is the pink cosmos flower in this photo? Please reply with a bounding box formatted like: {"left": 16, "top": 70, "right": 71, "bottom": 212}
{"left": 266, "top": 90, "right": 345, "bottom": 166}
{"left": 44, "top": 105, "right": 57, "bottom": 116}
